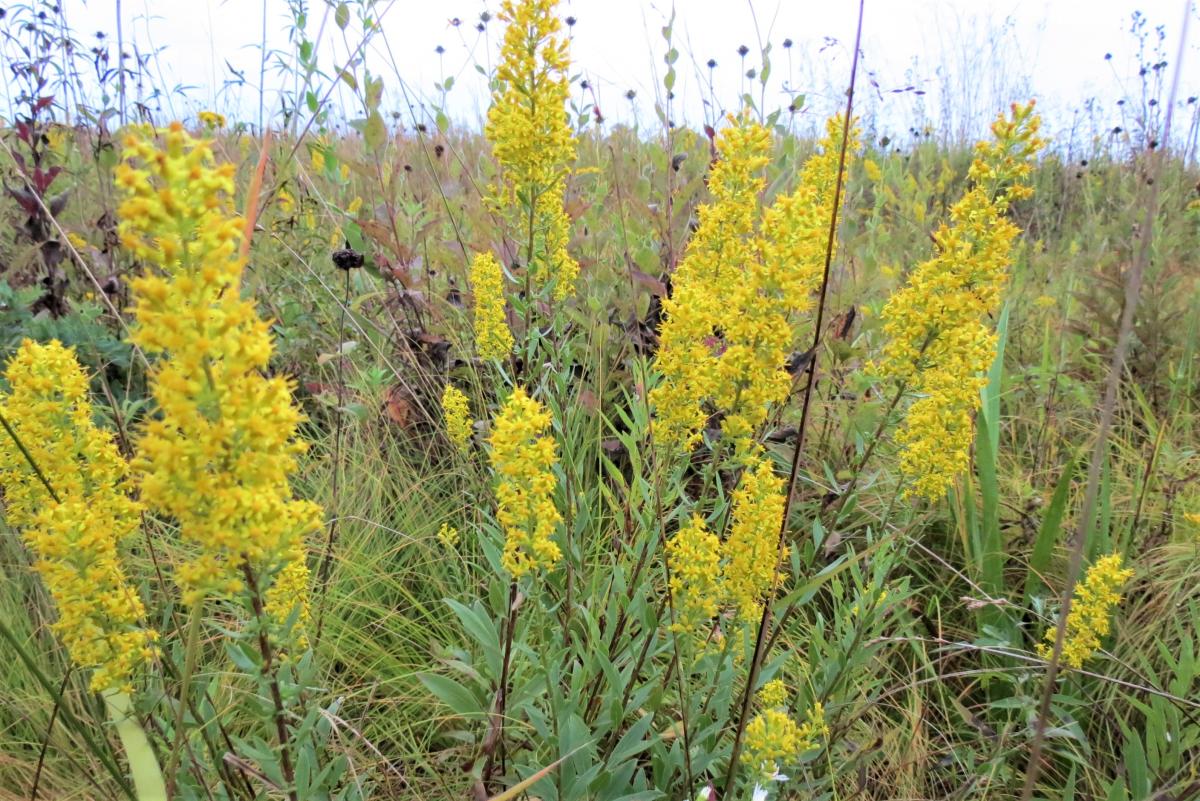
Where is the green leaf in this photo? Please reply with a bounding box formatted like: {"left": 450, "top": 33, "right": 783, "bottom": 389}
{"left": 366, "top": 76, "right": 385, "bottom": 108}
{"left": 609, "top": 714, "right": 653, "bottom": 764}
{"left": 1025, "top": 456, "right": 1076, "bottom": 603}
{"left": 418, "top": 673, "right": 483, "bottom": 718}
{"left": 364, "top": 110, "right": 387, "bottom": 150}
{"left": 104, "top": 690, "right": 168, "bottom": 801}
{"left": 335, "top": 2, "right": 350, "bottom": 30}
{"left": 1123, "top": 727, "right": 1150, "bottom": 799}
{"left": 446, "top": 598, "right": 502, "bottom": 676}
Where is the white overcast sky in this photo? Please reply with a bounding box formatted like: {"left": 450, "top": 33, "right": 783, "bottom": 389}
{"left": 57, "top": 0, "right": 1199, "bottom": 144}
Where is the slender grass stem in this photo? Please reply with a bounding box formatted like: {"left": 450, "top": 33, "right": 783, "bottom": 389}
{"left": 0, "top": 615, "right": 134, "bottom": 798}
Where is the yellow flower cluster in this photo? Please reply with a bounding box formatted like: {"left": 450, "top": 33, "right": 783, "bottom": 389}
{"left": 722, "top": 455, "right": 787, "bottom": 622}
{"left": 742, "top": 683, "right": 826, "bottom": 781}
{"left": 876, "top": 102, "right": 1044, "bottom": 500}
{"left": 198, "top": 110, "right": 226, "bottom": 129}
{"left": 437, "top": 522, "right": 460, "bottom": 548}
{"left": 442, "top": 384, "right": 474, "bottom": 454}
{"left": 1038, "top": 553, "right": 1134, "bottom": 668}
{"left": 485, "top": 0, "right": 578, "bottom": 299}
{"left": 470, "top": 252, "right": 515, "bottom": 361}
{"left": 0, "top": 340, "right": 156, "bottom": 692}
{"left": 652, "top": 114, "right": 855, "bottom": 457}
{"left": 761, "top": 114, "right": 855, "bottom": 328}
{"left": 665, "top": 514, "right": 722, "bottom": 633}
{"left": 116, "top": 123, "right": 321, "bottom": 623}
{"left": 489, "top": 387, "right": 562, "bottom": 577}
{"left": 758, "top": 678, "right": 789, "bottom": 708}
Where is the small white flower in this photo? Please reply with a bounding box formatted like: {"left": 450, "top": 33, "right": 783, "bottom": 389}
{"left": 752, "top": 785, "right": 769, "bottom": 801}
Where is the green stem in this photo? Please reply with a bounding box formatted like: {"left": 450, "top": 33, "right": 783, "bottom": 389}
{"left": 164, "top": 600, "right": 204, "bottom": 795}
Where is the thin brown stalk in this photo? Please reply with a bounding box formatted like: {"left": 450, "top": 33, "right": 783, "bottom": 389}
{"left": 315, "top": 265, "right": 355, "bottom": 643}
{"left": 482, "top": 580, "right": 520, "bottom": 790}
{"left": 1019, "top": 4, "right": 1190, "bottom": 798}
{"left": 241, "top": 564, "right": 299, "bottom": 801}
{"left": 29, "top": 670, "right": 72, "bottom": 801}
{"left": 721, "top": 2, "right": 865, "bottom": 795}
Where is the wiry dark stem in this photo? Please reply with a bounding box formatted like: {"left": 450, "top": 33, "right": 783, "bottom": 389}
{"left": 0, "top": 410, "right": 60, "bottom": 504}
{"left": 242, "top": 564, "right": 299, "bottom": 801}
{"left": 721, "top": 2, "right": 865, "bottom": 795}
{"left": 483, "top": 580, "right": 520, "bottom": 790}
{"left": 315, "top": 265, "right": 354, "bottom": 644}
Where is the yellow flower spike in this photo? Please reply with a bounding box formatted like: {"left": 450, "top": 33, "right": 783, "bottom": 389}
{"left": 863, "top": 157, "right": 883, "bottom": 183}
{"left": 115, "top": 125, "right": 321, "bottom": 628}
{"left": 0, "top": 339, "right": 157, "bottom": 693}
{"left": 488, "top": 387, "right": 562, "bottom": 578}
{"left": 442, "top": 384, "right": 474, "bottom": 454}
{"left": 653, "top": 113, "right": 857, "bottom": 458}
{"left": 470, "top": 252, "right": 515, "bottom": 361}
{"left": 666, "top": 514, "right": 723, "bottom": 634}
{"left": 875, "top": 102, "right": 1044, "bottom": 500}
{"left": 722, "top": 453, "right": 786, "bottom": 623}
{"left": 485, "top": 0, "right": 578, "bottom": 299}
{"left": 1038, "top": 553, "right": 1134, "bottom": 668}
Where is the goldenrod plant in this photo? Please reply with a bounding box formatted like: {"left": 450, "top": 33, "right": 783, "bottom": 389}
{"left": 470, "top": 250, "right": 516, "bottom": 361}
{"left": 117, "top": 123, "right": 320, "bottom": 618}
{"left": 0, "top": 339, "right": 155, "bottom": 694}
{"left": 489, "top": 385, "right": 562, "bottom": 578}
{"left": 876, "top": 101, "right": 1045, "bottom": 500}
{"left": 652, "top": 113, "right": 858, "bottom": 459}
{"left": 1038, "top": 553, "right": 1135, "bottom": 668}
{"left": 0, "top": 339, "right": 166, "bottom": 801}
{"left": 486, "top": 0, "right": 579, "bottom": 300}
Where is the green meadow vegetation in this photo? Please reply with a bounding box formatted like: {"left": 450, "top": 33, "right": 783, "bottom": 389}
{"left": 1, "top": 1, "right": 1199, "bottom": 800}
